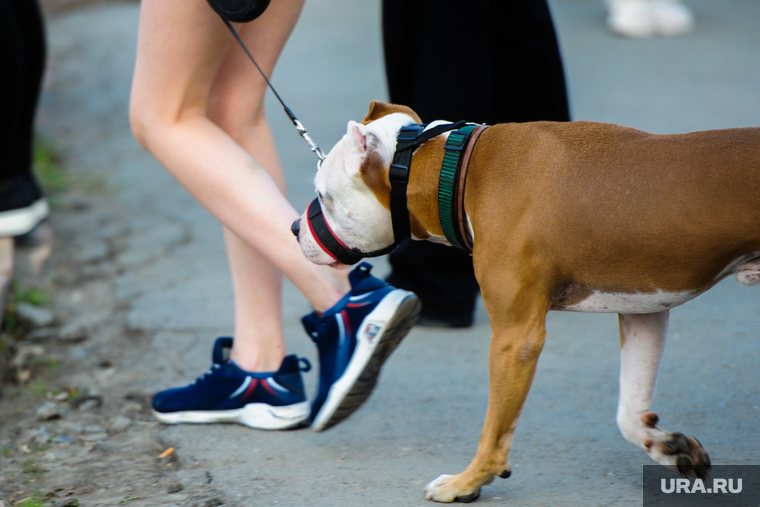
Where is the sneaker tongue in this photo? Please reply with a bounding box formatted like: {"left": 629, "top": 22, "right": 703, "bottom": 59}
{"left": 212, "top": 337, "right": 234, "bottom": 364}
{"left": 348, "top": 262, "right": 385, "bottom": 292}
{"left": 348, "top": 262, "right": 373, "bottom": 287}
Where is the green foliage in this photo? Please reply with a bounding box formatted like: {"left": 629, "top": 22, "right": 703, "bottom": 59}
{"left": 2, "top": 283, "right": 52, "bottom": 335}
{"left": 33, "top": 139, "right": 68, "bottom": 194}
{"left": 14, "top": 284, "right": 52, "bottom": 307}
{"left": 30, "top": 378, "right": 48, "bottom": 398}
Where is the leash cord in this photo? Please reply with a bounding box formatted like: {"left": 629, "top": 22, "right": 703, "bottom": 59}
{"left": 222, "top": 19, "right": 326, "bottom": 165}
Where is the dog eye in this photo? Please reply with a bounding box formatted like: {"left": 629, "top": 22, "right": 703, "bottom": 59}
{"left": 317, "top": 191, "right": 324, "bottom": 201}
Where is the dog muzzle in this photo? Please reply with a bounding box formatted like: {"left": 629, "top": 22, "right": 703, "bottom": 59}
{"left": 302, "top": 198, "right": 396, "bottom": 266}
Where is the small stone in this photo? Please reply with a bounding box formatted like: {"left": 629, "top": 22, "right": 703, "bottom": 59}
{"left": 53, "top": 392, "right": 69, "bottom": 402}
{"left": 15, "top": 303, "right": 55, "bottom": 328}
{"left": 73, "top": 241, "right": 109, "bottom": 264}
{"left": 68, "top": 346, "right": 91, "bottom": 360}
{"left": 80, "top": 432, "right": 108, "bottom": 442}
{"left": 108, "top": 415, "right": 132, "bottom": 433}
{"left": 58, "top": 322, "right": 88, "bottom": 343}
{"left": 35, "top": 426, "right": 51, "bottom": 445}
{"left": 64, "top": 194, "right": 91, "bottom": 211}
{"left": 61, "top": 498, "right": 80, "bottom": 507}
{"left": 11, "top": 344, "right": 45, "bottom": 369}
{"left": 84, "top": 424, "right": 105, "bottom": 433}
{"left": 76, "top": 399, "right": 101, "bottom": 412}
{"left": 37, "top": 401, "right": 61, "bottom": 421}
{"left": 167, "top": 484, "right": 184, "bottom": 494}
{"left": 26, "top": 327, "right": 57, "bottom": 342}
{"left": 51, "top": 434, "right": 76, "bottom": 444}
{"left": 120, "top": 401, "right": 143, "bottom": 415}
{"left": 96, "top": 441, "right": 121, "bottom": 452}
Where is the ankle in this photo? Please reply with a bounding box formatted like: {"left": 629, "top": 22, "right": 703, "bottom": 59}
{"left": 229, "top": 348, "right": 285, "bottom": 373}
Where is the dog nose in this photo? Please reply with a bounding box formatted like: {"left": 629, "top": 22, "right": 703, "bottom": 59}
{"left": 291, "top": 218, "right": 300, "bottom": 238}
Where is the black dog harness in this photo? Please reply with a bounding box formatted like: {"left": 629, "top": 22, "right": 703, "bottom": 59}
{"left": 305, "top": 120, "right": 484, "bottom": 265}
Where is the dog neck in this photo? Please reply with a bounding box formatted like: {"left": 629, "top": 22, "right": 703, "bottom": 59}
{"left": 405, "top": 135, "right": 452, "bottom": 242}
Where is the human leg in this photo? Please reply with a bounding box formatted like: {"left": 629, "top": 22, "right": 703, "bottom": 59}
{"left": 130, "top": 0, "right": 347, "bottom": 316}
{"left": 132, "top": 0, "right": 419, "bottom": 429}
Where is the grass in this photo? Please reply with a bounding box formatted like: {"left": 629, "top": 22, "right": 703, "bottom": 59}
{"left": 33, "top": 134, "right": 108, "bottom": 198}
{"left": 2, "top": 283, "right": 52, "bottom": 335}
{"left": 33, "top": 139, "right": 68, "bottom": 195}
{"left": 14, "top": 284, "right": 52, "bottom": 307}
{"left": 15, "top": 492, "right": 48, "bottom": 507}
{"left": 29, "top": 378, "right": 49, "bottom": 398}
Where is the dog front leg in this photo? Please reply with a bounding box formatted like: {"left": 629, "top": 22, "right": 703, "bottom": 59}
{"left": 425, "top": 308, "right": 547, "bottom": 503}
{"left": 617, "top": 312, "right": 710, "bottom": 477}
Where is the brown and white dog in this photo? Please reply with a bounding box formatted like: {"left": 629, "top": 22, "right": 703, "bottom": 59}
{"left": 293, "top": 101, "right": 760, "bottom": 502}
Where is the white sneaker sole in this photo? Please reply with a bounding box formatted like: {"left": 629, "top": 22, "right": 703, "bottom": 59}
{"left": 311, "top": 289, "right": 421, "bottom": 432}
{"left": 0, "top": 198, "right": 48, "bottom": 237}
{"left": 152, "top": 400, "right": 309, "bottom": 430}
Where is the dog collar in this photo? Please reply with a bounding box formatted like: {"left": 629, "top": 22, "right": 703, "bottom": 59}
{"left": 438, "top": 124, "right": 489, "bottom": 251}
{"left": 304, "top": 120, "right": 467, "bottom": 265}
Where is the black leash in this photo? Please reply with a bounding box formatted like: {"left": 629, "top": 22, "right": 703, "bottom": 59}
{"left": 222, "top": 19, "right": 326, "bottom": 166}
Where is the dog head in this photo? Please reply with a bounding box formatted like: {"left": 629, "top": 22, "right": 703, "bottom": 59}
{"left": 293, "top": 101, "right": 422, "bottom": 269}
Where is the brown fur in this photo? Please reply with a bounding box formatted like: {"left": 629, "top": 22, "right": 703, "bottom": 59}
{"left": 354, "top": 102, "right": 760, "bottom": 501}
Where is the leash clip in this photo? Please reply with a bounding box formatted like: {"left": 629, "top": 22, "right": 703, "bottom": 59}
{"left": 293, "top": 118, "right": 327, "bottom": 168}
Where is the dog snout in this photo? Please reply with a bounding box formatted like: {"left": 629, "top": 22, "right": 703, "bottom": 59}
{"left": 291, "top": 218, "right": 301, "bottom": 239}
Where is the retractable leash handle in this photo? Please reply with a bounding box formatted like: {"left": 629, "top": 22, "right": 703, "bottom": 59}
{"left": 220, "top": 18, "right": 327, "bottom": 168}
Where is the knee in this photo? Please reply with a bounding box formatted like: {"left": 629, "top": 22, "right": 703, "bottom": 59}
{"left": 208, "top": 94, "right": 266, "bottom": 142}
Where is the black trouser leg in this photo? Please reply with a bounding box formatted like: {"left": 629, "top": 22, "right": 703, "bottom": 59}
{"left": 0, "top": 0, "right": 46, "bottom": 210}
{"left": 382, "top": 0, "right": 570, "bottom": 325}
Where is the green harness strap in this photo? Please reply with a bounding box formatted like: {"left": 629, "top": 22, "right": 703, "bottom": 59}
{"left": 438, "top": 124, "right": 477, "bottom": 250}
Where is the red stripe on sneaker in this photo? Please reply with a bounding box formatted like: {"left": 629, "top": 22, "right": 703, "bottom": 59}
{"left": 341, "top": 310, "right": 352, "bottom": 338}
{"left": 242, "top": 378, "right": 258, "bottom": 400}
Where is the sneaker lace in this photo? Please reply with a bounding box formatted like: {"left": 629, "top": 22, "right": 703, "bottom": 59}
{"left": 190, "top": 363, "right": 221, "bottom": 385}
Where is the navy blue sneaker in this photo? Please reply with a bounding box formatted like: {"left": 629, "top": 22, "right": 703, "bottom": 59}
{"left": 152, "top": 337, "right": 311, "bottom": 430}
{"left": 303, "top": 262, "right": 421, "bottom": 431}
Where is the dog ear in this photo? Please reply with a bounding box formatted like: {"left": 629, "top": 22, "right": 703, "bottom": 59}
{"left": 348, "top": 121, "right": 368, "bottom": 154}
{"left": 361, "top": 100, "right": 422, "bottom": 125}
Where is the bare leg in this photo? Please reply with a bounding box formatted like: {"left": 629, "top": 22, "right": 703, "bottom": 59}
{"left": 130, "top": 0, "right": 348, "bottom": 372}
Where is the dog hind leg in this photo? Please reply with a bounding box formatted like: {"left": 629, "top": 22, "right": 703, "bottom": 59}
{"left": 617, "top": 311, "right": 710, "bottom": 478}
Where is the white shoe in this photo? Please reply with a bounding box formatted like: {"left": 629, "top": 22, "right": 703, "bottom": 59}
{"left": 0, "top": 198, "right": 49, "bottom": 237}
{"left": 605, "top": 0, "right": 694, "bottom": 38}
{"left": 651, "top": 0, "right": 695, "bottom": 36}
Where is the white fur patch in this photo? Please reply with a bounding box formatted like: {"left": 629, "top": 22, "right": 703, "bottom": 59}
{"left": 565, "top": 289, "right": 697, "bottom": 314}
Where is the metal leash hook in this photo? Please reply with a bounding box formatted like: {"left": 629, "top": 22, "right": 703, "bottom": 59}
{"left": 222, "top": 19, "right": 327, "bottom": 169}
{"left": 293, "top": 118, "right": 326, "bottom": 168}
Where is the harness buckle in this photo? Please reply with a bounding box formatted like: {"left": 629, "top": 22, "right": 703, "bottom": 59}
{"left": 443, "top": 130, "right": 470, "bottom": 152}
{"left": 389, "top": 164, "right": 410, "bottom": 185}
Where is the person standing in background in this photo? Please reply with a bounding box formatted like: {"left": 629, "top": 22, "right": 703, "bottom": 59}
{"left": 0, "top": 0, "right": 49, "bottom": 238}
{"left": 382, "top": 0, "right": 571, "bottom": 328}
{"left": 605, "top": 0, "right": 695, "bottom": 38}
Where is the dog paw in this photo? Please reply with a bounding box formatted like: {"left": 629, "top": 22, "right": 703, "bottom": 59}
{"left": 651, "top": 432, "right": 711, "bottom": 478}
{"left": 424, "top": 474, "right": 483, "bottom": 503}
